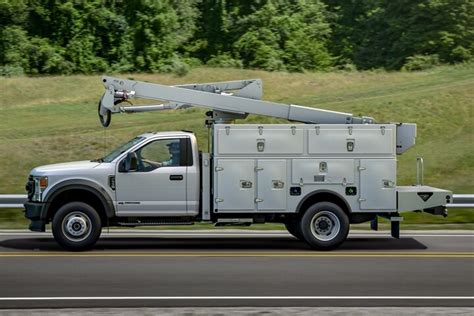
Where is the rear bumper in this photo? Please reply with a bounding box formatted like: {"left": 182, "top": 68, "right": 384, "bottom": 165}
{"left": 24, "top": 201, "right": 46, "bottom": 232}
{"left": 397, "top": 186, "right": 452, "bottom": 212}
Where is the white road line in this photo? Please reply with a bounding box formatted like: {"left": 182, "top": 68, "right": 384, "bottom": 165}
{"left": 0, "top": 233, "right": 291, "bottom": 237}
{"left": 0, "top": 296, "right": 472, "bottom": 301}
{"left": 0, "top": 232, "right": 472, "bottom": 237}
{"left": 0, "top": 233, "right": 474, "bottom": 239}
{"left": 100, "top": 233, "right": 471, "bottom": 237}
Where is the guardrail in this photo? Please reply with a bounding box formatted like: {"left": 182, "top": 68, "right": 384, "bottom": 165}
{"left": 0, "top": 194, "right": 473, "bottom": 209}
{"left": 0, "top": 195, "right": 26, "bottom": 208}
{"left": 448, "top": 194, "right": 474, "bottom": 209}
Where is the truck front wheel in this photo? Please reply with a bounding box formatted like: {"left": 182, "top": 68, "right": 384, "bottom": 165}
{"left": 300, "top": 202, "right": 349, "bottom": 250}
{"left": 52, "top": 202, "right": 102, "bottom": 251}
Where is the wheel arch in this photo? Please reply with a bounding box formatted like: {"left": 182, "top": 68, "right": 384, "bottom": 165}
{"left": 43, "top": 180, "right": 115, "bottom": 224}
{"left": 296, "top": 190, "right": 352, "bottom": 215}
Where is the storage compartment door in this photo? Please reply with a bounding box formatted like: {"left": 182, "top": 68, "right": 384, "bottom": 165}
{"left": 216, "top": 126, "right": 304, "bottom": 155}
{"left": 359, "top": 159, "right": 396, "bottom": 210}
{"left": 215, "top": 159, "right": 255, "bottom": 212}
{"left": 308, "top": 126, "right": 395, "bottom": 156}
{"left": 292, "top": 159, "right": 355, "bottom": 185}
{"left": 257, "top": 160, "right": 287, "bottom": 211}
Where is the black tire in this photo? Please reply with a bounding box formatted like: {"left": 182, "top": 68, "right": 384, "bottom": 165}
{"left": 299, "top": 202, "right": 349, "bottom": 250}
{"left": 52, "top": 202, "right": 102, "bottom": 251}
{"left": 284, "top": 220, "right": 303, "bottom": 240}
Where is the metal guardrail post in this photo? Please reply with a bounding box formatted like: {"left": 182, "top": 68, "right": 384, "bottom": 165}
{"left": 416, "top": 157, "right": 424, "bottom": 186}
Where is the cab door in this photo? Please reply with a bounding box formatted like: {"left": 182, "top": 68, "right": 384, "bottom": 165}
{"left": 115, "top": 138, "right": 190, "bottom": 216}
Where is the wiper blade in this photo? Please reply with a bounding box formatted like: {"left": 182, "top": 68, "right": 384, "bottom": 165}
{"left": 91, "top": 158, "right": 104, "bottom": 163}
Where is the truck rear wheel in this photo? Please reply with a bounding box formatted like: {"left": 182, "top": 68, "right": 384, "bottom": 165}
{"left": 52, "top": 202, "right": 102, "bottom": 251}
{"left": 284, "top": 220, "right": 303, "bottom": 240}
{"left": 300, "top": 202, "right": 349, "bottom": 250}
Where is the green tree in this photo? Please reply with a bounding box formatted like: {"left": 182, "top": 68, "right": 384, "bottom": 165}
{"left": 325, "top": 0, "right": 474, "bottom": 69}
{"left": 1, "top": 0, "right": 472, "bottom": 74}
{"left": 234, "top": 0, "right": 332, "bottom": 71}
{"left": 121, "top": 0, "right": 198, "bottom": 72}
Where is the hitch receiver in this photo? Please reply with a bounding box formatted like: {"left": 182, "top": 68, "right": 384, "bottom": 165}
{"left": 424, "top": 206, "right": 448, "bottom": 217}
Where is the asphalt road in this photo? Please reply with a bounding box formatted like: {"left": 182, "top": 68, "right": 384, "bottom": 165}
{"left": 0, "top": 230, "right": 472, "bottom": 309}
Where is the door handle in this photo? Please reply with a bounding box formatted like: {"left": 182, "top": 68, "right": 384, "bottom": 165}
{"left": 169, "top": 175, "right": 184, "bottom": 181}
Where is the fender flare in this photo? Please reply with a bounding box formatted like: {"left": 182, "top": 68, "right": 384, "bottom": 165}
{"left": 295, "top": 189, "right": 352, "bottom": 214}
{"left": 42, "top": 179, "right": 115, "bottom": 219}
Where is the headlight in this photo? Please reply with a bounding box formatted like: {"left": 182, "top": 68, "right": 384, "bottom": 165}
{"left": 32, "top": 176, "right": 48, "bottom": 202}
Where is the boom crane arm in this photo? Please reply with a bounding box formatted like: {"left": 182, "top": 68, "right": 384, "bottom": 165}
{"left": 98, "top": 76, "right": 374, "bottom": 127}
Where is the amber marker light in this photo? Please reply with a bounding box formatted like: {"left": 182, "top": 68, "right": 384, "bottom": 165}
{"left": 39, "top": 177, "right": 48, "bottom": 189}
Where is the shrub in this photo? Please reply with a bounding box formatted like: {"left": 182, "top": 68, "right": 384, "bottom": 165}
{"left": 156, "top": 56, "right": 190, "bottom": 77}
{"left": 206, "top": 53, "right": 243, "bottom": 68}
{"left": 0, "top": 65, "right": 24, "bottom": 77}
{"left": 402, "top": 54, "right": 440, "bottom": 71}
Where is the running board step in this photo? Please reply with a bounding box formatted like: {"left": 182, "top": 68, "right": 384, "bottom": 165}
{"left": 117, "top": 222, "right": 194, "bottom": 226}
{"left": 215, "top": 218, "right": 253, "bottom": 227}
{"left": 115, "top": 217, "right": 194, "bottom": 226}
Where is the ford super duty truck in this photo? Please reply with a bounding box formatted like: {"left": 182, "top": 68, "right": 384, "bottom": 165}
{"left": 24, "top": 77, "right": 451, "bottom": 250}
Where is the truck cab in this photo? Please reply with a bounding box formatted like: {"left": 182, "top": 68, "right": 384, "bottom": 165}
{"left": 25, "top": 132, "right": 200, "bottom": 248}
{"left": 110, "top": 132, "right": 199, "bottom": 217}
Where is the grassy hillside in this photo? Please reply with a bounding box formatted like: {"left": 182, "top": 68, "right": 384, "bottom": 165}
{"left": 0, "top": 64, "right": 473, "bottom": 228}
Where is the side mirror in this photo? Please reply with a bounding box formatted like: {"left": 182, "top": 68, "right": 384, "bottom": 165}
{"left": 123, "top": 152, "right": 138, "bottom": 172}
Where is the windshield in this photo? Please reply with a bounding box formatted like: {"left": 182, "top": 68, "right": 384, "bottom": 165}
{"left": 97, "top": 136, "right": 146, "bottom": 163}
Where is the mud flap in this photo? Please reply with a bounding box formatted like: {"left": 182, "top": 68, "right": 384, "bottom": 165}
{"left": 390, "top": 216, "right": 403, "bottom": 239}
{"left": 370, "top": 216, "right": 378, "bottom": 231}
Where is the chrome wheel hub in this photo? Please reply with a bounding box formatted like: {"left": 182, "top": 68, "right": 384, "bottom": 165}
{"left": 62, "top": 212, "right": 92, "bottom": 242}
{"left": 310, "top": 211, "right": 341, "bottom": 242}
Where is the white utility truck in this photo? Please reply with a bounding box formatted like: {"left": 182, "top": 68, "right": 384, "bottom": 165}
{"left": 24, "top": 77, "right": 452, "bottom": 250}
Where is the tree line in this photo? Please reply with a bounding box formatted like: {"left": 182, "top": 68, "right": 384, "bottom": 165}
{"left": 0, "top": 0, "right": 472, "bottom": 76}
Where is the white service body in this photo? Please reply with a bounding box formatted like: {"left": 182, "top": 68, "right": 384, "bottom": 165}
{"left": 211, "top": 123, "right": 449, "bottom": 216}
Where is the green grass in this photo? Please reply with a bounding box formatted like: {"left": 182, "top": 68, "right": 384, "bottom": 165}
{"left": 0, "top": 65, "right": 473, "bottom": 228}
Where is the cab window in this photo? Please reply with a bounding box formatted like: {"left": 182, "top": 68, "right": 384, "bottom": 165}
{"left": 136, "top": 139, "right": 182, "bottom": 172}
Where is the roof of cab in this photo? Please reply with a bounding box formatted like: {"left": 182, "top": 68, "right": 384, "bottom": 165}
{"left": 138, "top": 131, "right": 194, "bottom": 138}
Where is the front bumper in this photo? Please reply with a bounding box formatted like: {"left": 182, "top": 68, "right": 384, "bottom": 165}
{"left": 24, "top": 201, "right": 46, "bottom": 232}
